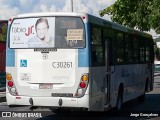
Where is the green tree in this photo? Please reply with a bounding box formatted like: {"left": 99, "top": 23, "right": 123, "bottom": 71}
{"left": 0, "top": 22, "right": 7, "bottom": 42}
{"left": 99, "top": 0, "right": 160, "bottom": 33}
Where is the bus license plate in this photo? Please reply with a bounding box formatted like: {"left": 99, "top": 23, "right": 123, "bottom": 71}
{"left": 39, "top": 84, "right": 53, "bottom": 89}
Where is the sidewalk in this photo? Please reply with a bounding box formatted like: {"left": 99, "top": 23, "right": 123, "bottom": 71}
{"left": 154, "top": 72, "right": 160, "bottom": 77}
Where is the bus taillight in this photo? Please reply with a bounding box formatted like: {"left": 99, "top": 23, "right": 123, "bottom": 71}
{"left": 80, "top": 82, "right": 86, "bottom": 88}
{"left": 6, "top": 73, "right": 18, "bottom": 96}
{"left": 81, "top": 75, "right": 88, "bottom": 81}
{"left": 8, "top": 81, "right": 13, "bottom": 87}
{"left": 6, "top": 74, "right": 12, "bottom": 81}
{"left": 74, "top": 73, "right": 89, "bottom": 98}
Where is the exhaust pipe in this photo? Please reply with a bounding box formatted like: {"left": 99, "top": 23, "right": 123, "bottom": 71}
{"left": 29, "top": 98, "right": 38, "bottom": 110}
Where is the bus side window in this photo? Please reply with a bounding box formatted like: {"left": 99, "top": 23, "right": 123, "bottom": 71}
{"left": 91, "top": 45, "right": 97, "bottom": 64}
{"left": 133, "top": 36, "right": 140, "bottom": 63}
{"left": 91, "top": 26, "right": 104, "bottom": 66}
{"left": 139, "top": 36, "right": 146, "bottom": 62}
{"left": 113, "top": 32, "right": 125, "bottom": 64}
{"left": 124, "top": 34, "right": 133, "bottom": 63}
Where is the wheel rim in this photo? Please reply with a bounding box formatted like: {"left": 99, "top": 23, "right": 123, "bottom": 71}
{"left": 117, "top": 94, "right": 122, "bottom": 110}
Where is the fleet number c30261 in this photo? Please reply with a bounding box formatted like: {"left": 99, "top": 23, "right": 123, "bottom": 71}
{"left": 52, "top": 62, "right": 73, "bottom": 68}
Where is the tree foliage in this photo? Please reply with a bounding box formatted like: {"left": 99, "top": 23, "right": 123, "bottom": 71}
{"left": 0, "top": 22, "right": 7, "bottom": 42}
{"left": 99, "top": 0, "right": 160, "bottom": 33}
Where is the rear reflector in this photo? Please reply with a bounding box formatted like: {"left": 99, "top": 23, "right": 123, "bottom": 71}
{"left": 16, "top": 97, "right": 21, "bottom": 99}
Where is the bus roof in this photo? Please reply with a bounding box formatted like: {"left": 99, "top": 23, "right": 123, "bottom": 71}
{"left": 14, "top": 12, "right": 87, "bottom": 18}
{"left": 88, "top": 14, "right": 152, "bottom": 39}
{"left": 10, "top": 12, "right": 152, "bottom": 39}
{"left": 0, "top": 20, "right": 8, "bottom": 21}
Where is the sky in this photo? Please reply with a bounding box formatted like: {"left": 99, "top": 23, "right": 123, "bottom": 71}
{"left": 0, "top": 0, "right": 159, "bottom": 37}
{"left": 0, "top": 0, "right": 115, "bottom": 20}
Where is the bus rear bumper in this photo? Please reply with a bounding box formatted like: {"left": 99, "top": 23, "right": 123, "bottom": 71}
{"left": 6, "top": 93, "right": 89, "bottom": 108}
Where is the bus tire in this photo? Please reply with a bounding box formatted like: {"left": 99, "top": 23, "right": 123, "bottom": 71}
{"left": 116, "top": 87, "right": 123, "bottom": 111}
{"left": 138, "top": 80, "right": 147, "bottom": 103}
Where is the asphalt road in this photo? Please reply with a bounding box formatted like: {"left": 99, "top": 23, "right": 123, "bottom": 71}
{"left": 0, "top": 76, "right": 160, "bottom": 120}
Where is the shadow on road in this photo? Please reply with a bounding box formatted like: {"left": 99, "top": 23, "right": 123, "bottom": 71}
{"left": 37, "top": 93, "right": 160, "bottom": 120}
{"left": 37, "top": 111, "right": 137, "bottom": 120}
{"left": 122, "top": 94, "right": 160, "bottom": 111}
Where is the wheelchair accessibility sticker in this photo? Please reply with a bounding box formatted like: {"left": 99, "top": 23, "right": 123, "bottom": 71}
{"left": 20, "top": 60, "right": 27, "bottom": 67}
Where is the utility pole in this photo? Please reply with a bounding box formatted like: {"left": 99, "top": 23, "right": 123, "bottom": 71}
{"left": 70, "top": 0, "right": 73, "bottom": 12}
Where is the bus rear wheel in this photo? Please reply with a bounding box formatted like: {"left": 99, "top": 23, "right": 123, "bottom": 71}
{"left": 138, "top": 80, "right": 147, "bottom": 103}
{"left": 116, "top": 89, "right": 123, "bottom": 111}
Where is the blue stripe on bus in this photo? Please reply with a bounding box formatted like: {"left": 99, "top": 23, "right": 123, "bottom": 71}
{"left": 6, "top": 24, "right": 15, "bottom": 67}
{"left": 78, "top": 23, "right": 90, "bottom": 67}
{"left": 6, "top": 48, "right": 15, "bottom": 67}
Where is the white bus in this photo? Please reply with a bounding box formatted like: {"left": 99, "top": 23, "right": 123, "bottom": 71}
{"left": 6, "top": 12, "right": 154, "bottom": 111}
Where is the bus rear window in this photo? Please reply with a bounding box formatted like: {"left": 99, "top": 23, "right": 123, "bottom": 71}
{"left": 9, "top": 17, "right": 85, "bottom": 49}
{"left": 55, "top": 17, "right": 85, "bottom": 48}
